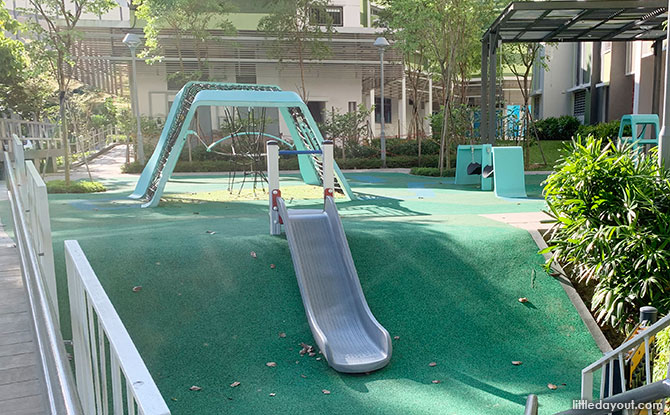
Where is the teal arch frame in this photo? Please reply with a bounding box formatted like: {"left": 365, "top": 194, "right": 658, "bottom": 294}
{"left": 206, "top": 132, "right": 294, "bottom": 152}
{"left": 130, "top": 83, "right": 355, "bottom": 207}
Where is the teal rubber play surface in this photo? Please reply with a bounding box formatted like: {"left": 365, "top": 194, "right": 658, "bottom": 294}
{"left": 0, "top": 172, "right": 602, "bottom": 414}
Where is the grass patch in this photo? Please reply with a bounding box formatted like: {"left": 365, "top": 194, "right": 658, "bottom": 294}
{"left": 46, "top": 180, "right": 107, "bottom": 194}
{"left": 409, "top": 167, "right": 455, "bottom": 177}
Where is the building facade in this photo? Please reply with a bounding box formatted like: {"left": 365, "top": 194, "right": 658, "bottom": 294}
{"left": 9, "top": 0, "right": 441, "bottom": 141}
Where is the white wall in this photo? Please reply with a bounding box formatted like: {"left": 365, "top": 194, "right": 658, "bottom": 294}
{"left": 257, "top": 63, "right": 364, "bottom": 138}
{"left": 135, "top": 62, "right": 168, "bottom": 117}
{"left": 9, "top": 0, "right": 128, "bottom": 21}
{"left": 331, "top": 0, "right": 362, "bottom": 28}
{"left": 540, "top": 43, "right": 573, "bottom": 119}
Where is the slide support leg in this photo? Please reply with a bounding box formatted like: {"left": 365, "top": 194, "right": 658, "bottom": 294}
{"left": 267, "top": 141, "right": 282, "bottom": 236}
{"left": 322, "top": 140, "right": 334, "bottom": 201}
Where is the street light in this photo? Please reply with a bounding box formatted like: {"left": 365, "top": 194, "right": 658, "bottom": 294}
{"left": 123, "top": 32, "right": 145, "bottom": 164}
{"left": 374, "top": 36, "right": 390, "bottom": 168}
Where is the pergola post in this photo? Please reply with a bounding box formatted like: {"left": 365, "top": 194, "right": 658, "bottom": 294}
{"left": 652, "top": 40, "right": 662, "bottom": 116}
{"left": 589, "top": 42, "right": 602, "bottom": 124}
{"left": 660, "top": 0, "right": 670, "bottom": 169}
{"left": 481, "top": 37, "right": 489, "bottom": 144}
{"left": 487, "top": 32, "right": 498, "bottom": 145}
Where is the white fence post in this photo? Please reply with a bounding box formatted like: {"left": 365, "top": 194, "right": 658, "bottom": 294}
{"left": 11, "top": 134, "right": 25, "bottom": 184}
{"left": 24, "top": 160, "right": 58, "bottom": 320}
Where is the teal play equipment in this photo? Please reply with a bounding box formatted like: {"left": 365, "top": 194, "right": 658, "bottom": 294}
{"left": 455, "top": 144, "right": 526, "bottom": 198}
{"left": 491, "top": 147, "right": 526, "bottom": 198}
{"left": 618, "top": 114, "right": 659, "bottom": 151}
{"left": 455, "top": 144, "right": 493, "bottom": 191}
{"left": 130, "top": 81, "right": 355, "bottom": 207}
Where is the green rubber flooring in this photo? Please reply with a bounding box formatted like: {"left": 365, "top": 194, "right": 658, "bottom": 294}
{"left": 1, "top": 172, "right": 602, "bottom": 414}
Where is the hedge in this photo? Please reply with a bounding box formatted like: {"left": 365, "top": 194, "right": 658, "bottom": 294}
{"left": 46, "top": 180, "right": 107, "bottom": 194}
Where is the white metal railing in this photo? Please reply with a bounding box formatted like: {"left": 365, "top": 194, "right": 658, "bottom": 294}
{"left": 579, "top": 312, "right": 670, "bottom": 402}
{"left": 524, "top": 310, "right": 670, "bottom": 415}
{"left": 3, "top": 150, "right": 82, "bottom": 414}
{"left": 65, "top": 240, "right": 171, "bottom": 415}
{"left": 4, "top": 140, "right": 170, "bottom": 414}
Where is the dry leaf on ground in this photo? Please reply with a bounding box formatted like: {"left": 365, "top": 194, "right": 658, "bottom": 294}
{"left": 230, "top": 381, "right": 241, "bottom": 388}
{"left": 189, "top": 386, "right": 202, "bottom": 391}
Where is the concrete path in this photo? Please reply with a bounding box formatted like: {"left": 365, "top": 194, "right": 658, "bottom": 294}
{"left": 44, "top": 144, "right": 131, "bottom": 182}
{"left": 0, "top": 183, "right": 47, "bottom": 415}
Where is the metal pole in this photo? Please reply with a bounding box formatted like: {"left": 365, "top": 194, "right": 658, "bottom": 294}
{"left": 481, "top": 38, "right": 489, "bottom": 144}
{"left": 380, "top": 48, "right": 386, "bottom": 168}
{"left": 660, "top": 0, "right": 670, "bottom": 169}
{"left": 130, "top": 47, "right": 145, "bottom": 164}
{"left": 267, "top": 141, "right": 280, "bottom": 236}
{"left": 488, "top": 33, "right": 497, "bottom": 145}
{"left": 322, "top": 140, "right": 334, "bottom": 199}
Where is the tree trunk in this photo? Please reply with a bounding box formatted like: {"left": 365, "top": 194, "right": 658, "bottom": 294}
{"left": 58, "top": 90, "right": 70, "bottom": 185}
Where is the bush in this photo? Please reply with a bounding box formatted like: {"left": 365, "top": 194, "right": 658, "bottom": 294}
{"left": 46, "top": 180, "right": 106, "bottom": 194}
{"left": 533, "top": 115, "right": 581, "bottom": 141}
{"left": 409, "top": 167, "right": 456, "bottom": 177}
{"left": 542, "top": 135, "right": 670, "bottom": 331}
{"left": 122, "top": 154, "right": 443, "bottom": 174}
{"left": 577, "top": 120, "right": 628, "bottom": 141}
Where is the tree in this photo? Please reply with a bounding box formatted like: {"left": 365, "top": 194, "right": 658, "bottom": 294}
{"left": 137, "top": 0, "right": 236, "bottom": 86}
{"left": 379, "top": 0, "right": 490, "bottom": 174}
{"left": 24, "top": 0, "right": 116, "bottom": 185}
{"left": 321, "top": 104, "right": 372, "bottom": 160}
{"left": 258, "top": 0, "right": 335, "bottom": 102}
{"left": 502, "top": 42, "right": 550, "bottom": 167}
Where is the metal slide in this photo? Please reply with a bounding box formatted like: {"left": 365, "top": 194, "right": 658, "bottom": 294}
{"left": 276, "top": 196, "right": 392, "bottom": 373}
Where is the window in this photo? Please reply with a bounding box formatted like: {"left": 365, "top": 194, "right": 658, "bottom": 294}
{"left": 573, "top": 90, "right": 586, "bottom": 123}
{"left": 312, "top": 6, "right": 343, "bottom": 26}
{"left": 625, "top": 42, "right": 634, "bottom": 75}
{"left": 374, "top": 97, "right": 392, "bottom": 124}
{"left": 348, "top": 101, "right": 357, "bottom": 113}
{"left": 307, "top": 101, "right": 325, "bottom": 124}
{"left": 574, "top": 42, "right": 592, "bottom": 86}
{"left": 236, "top": 63, "right": 256, "bottom": 84}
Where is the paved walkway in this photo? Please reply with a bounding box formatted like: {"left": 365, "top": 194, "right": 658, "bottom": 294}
{"left": 0, "top": 184, "right": 46, "bottom": 415}
{"left": 44, "top": 143, "right": 131, "bottom": 182}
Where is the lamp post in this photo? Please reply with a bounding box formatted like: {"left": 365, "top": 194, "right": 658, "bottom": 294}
{"left": 374, "top": 36, "right": 390, "bottom": 168}
{"left": 123, "top": 32, "right": 145, "bottom": 164}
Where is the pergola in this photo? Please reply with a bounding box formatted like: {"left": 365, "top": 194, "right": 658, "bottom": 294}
{"left": 480, "top": 0, "right": 669, "bottom": 151}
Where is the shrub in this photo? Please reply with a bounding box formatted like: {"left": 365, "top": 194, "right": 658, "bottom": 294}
{"left": 409, "top": 167, "right": 456, "bottom": 177}
{"left": 577, "top": 120, "right": 629, "bottom": 141}
{"left": 542, "top": 135, "right": 670, "bottom": 331}
{"left": 533, "top": 115, "right": 581, "bottom": 141}
{"left": 46, "top": 180, "right": 107, "bottom": 194}
{"left": 122, "top": 155, "right": 443, "bottom": 174}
